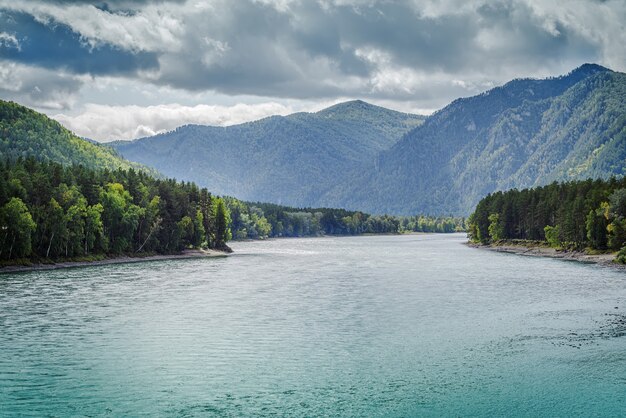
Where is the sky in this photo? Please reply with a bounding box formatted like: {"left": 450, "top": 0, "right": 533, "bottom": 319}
{"left": 0, "top": 0, "right": 624, "bottom": 142}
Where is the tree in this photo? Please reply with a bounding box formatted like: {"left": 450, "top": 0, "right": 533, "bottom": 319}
{"left": 607, "top": 189, "right": 626, "bottom": 250}
{"left": 0, "top": 197, "right": 37, "bottom": 259}
{"left": 488, "top": 213, "right": 504, "bottom": 242}
{"left": 212, "top": 198, "right": 231, "bottom": 250}
{"left": 586, "top": 206, "right": 608, "bottom": 250}
{"left": 42, "top": 198, "right": 67, "bottom": 258}
{"left": 177, "top": 215, "right": 194, "bottom": 248}
{"left": 84, "top": 203, "right": 104, "bottom": 254}
{"left": 544, "top": 225, "right": 562, "bottom": 248}
{"left": 65, "top": 198, "right": 87, "bottom": 256}
{"left": 255, "top": 216, "right": 272, "bottom": 238}
{"left": 192, "top": 209, "right": 206, "bottom": 247}
{"left": 99, "top": 183, "right": 142, "bottom": 253}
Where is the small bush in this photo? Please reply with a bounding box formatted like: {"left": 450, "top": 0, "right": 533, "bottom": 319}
{"left": 614, "top": 247, "right": 626, "bottom": 264}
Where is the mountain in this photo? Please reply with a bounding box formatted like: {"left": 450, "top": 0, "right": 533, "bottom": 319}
{"left": 111, "top": 100, "right": 424, "bottom": 206}
{"left": 0, "top": 100, "right": 150, "bottom": 173}
{"left": 111, "top": 64, "right": 625, "bottom": 216}
{"left": 321, "top": 64, "right": 625, "bottom": 215}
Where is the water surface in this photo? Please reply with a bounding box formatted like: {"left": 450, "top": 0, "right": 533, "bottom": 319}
{"left": 1, "top": 234, "right": 625, "bottom": 416}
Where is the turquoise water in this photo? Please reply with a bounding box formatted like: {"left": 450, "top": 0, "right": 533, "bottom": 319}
{"left": 0, "top": 233, "right": 624, "bottom": 416}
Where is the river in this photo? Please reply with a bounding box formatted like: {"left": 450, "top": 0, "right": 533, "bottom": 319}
{"left": 0, "top": 233, "right": 624, "bottom": 416}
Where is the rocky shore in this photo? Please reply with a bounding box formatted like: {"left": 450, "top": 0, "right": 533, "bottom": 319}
{"left": 0, "top": 248, "right": 230, "bottom": 274}
{"left": 466, "top": 241, "right": 624, "bottom": 269}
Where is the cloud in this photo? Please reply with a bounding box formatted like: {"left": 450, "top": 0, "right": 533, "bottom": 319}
{"left": 52, "top": 102, "right": 299, "bottom": 141}
{"left": 0, "top": 32, "right": 20, "bottom": 50}
{"left": 1, "top": 2, "right": 184, "bottom": 53}
{"left": 0, "top": 61, "right": 84, "bottom": 109}
{"left": 0, "top": 0, "right": 623, "bottom": 122}
{"left": 0, "top": 10, "right": 159, "bottom": 75}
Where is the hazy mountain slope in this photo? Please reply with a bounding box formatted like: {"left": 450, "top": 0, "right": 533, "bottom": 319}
{"left": 111, "top": 64, "right": 624, "bottom": 216}
{"left": 0, "top": 100, "right": 151, "bottom": 173}
{"left": 112, "top": 100, "right": 423, "bottom": 206}
{"left": 322, "top": 64, "right": 625, "bottom": 215}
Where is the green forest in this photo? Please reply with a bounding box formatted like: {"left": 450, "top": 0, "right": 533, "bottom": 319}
{"left": 227, "top": 199, "right": 465, "bottom": 239}
{"left": 0, "top": 158, "right": 231, "bottom": 263}
{"left": 112, "top": 100, "right": 423, "bottom": 209}
{"left": 468, "top": 177, "right": 626, "bottom": 262}
{"left": 0, "top": 158, "right": 465, "bottom": 264}
{"left": 0, "top": 99, "right": 466, "bottom": 266}
{"left": 0, "top": 100, "right": 153, "bottom": 174}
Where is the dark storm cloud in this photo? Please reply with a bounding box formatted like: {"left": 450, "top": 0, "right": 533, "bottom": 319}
{"left": 0, "top": 10, "right": 159, "bottom": 76}
{"left": 0, "top": 0, "right": 623, "bottom": 102}
{"left": 144, "top": 0, "right": 618, "bottom": 98}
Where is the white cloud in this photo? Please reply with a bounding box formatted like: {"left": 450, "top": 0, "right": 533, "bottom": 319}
{"left": 0, "top": 60, "right": 84, "bottom": 109}
{"left": 0, "top": 1, "right": 184, "bottom": 53}
{"left": 52, "top": 102, "right": 299, "bottom": 141}
{"left": 1, "top": 0, "right": 624, "bottom": 140}
{"left": 0, "top": 32, "right": 20, "bottom": 50}
{"left": 522, "top": 0, "right": 626, "bottom": 72}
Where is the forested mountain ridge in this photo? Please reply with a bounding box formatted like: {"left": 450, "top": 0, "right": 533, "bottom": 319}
{"left": 0, "top": 102, "right": 461, "bottom": 264}
{"left": 111, "top": 64, "right": 625, "bottom": 216}
{"left": 112, "top": 100, "right": 424, "bottom": 207}
{"left": 0, "top": 100, "right": 153, "bottom": 173}
{"left": 324, "top": 64, "right": 625, "bottom": 215}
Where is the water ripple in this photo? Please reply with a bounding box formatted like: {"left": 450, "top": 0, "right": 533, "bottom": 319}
{"left": 0, "top": 234, "right": 625, "bottom": 416}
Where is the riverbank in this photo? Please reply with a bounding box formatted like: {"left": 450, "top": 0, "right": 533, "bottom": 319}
{"left": 466, "top": 241, "right": 624, "bottom": 269}
{"left": 0, "top": 248, "right": 230, "bottom": 274}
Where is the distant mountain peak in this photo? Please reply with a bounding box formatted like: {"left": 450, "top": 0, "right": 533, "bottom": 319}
{"left": 569, "top": 63, "right": 612, "bottom": 76}
{"left": 318, "top": 99, "right": 378, "bottom": 113}
{"left": 316, "top": 99, "right": 416, "bottom": 119}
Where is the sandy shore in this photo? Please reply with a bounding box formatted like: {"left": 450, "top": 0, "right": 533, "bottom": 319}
{"left": 467, "top": 241, "right": 624, "bottom": 269}
{"left": 0, "top": 248, "right": 230, "bottom": 274}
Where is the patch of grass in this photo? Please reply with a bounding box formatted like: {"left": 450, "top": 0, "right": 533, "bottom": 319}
{"left": 614, "top": 247, "right": 626, "bottom": 264}
{"left": 0, "top": 258, "right": 32, "bottom": 267}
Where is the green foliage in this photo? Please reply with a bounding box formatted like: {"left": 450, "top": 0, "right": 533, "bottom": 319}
{"left": 212, "top": 198, "right": 231, "bottom": 249}
{"left": 111, "top": 66, "right": 625, "bottom": 217}
{"left": 399, "top": 215, "right": 465, "bottom": 234}
{"left": 488, "top": 214, "right": 504, "bottom": 242}
{"left": 606, "top": 189, "right": 626, "bottom": 250}
{"left": 0, "top": 158, "right": 223, "bottom": 261}
{"left": 586, "top": 206, "right": 608, "bottom": 249}
{"left": 468, "top": 177, "right": 626, "bottom": 253}
{"left": 0, "top": 197, "right": 36, "bottom": 258}
{"left": 614, "top": 247, "right": 626, "bottom": 264}
{"left": 328, "top": 65, "right": 626, "bottom": 215}
{"left": 192, "top": 209, "right": 206, "bottom": 247}
{"left": 544, "top": 225, "right": 562, "bottom": 248}
{"left": 226, "top": 198, "right": 464, "bottom": 239}
{"left": 177, "top": 216, "right": 194, "bottom": 248}
{"left": 112, "top": 100, "right": 424, "bottom": 209}
{"left": 0, "top": 100, "right": 155, "bottom": 174}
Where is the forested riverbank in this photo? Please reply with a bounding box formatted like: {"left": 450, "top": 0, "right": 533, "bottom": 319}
{"left": 0, "top": 158, "right": 466, "bottom": 268}
{"left": 468, "top": 178, "right": 626, "bottom": 264}
{"left": 0, "top": 158, "right": 233, "bottom": 266}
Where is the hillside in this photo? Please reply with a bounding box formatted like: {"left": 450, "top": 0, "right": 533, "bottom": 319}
{"left": 0, "top": 100, "right": 151, "bottom": 173}
{"left": 110, "top": 64, "right": 625, "bottom": 216}
{"left": 322, "top": 64, "right": 626, "bottom": 215}
{"left": 112, "top": 100, "right": 423, "bottom": 207}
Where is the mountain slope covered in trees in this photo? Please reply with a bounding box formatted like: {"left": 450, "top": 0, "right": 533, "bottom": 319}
{"left": 0, "top": 100, "right": 152, "bottom": 173}
{"left": 112, "top": 64, "right": 625, "bottom": 216}
{"left": 112, "top": 100, "right": 423, "bottom": 207}
{"left": 0, "top": 102, "right": 463, "bottom": 264}
{"left": 325, "top": 64, "right": 626, "bottom": 215}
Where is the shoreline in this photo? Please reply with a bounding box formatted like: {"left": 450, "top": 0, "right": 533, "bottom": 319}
{"left": 0, "top": 248, "right": 230, "bottom": 274}
{"left": 466, "top": 241, "right": 624, "bottom": 269}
